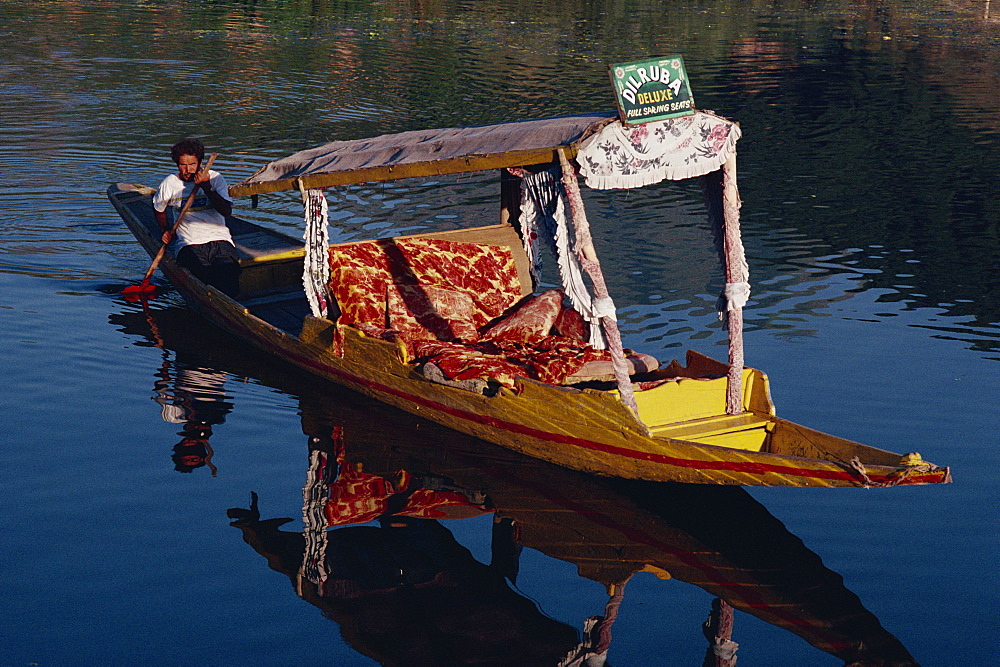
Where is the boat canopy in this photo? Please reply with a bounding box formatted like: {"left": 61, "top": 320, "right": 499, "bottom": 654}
{"left": 229, "top": 110, "right": 740, "bottom": 197}
{"left": 230, "top": 109, "right": 747, "bottom": 416}
{"left": 230, "top": 112, "right": 618, "bottom": 197}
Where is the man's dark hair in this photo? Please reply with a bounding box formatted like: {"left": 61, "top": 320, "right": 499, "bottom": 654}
{"left": 171, "top": 138, "right": 205, "bottom": 164}
{"left": 172, "top": 440, "right": 208, "bottom": 473}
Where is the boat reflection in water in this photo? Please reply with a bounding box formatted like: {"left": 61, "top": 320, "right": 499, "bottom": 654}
{"left": 114, "top": 304, "right": 917, "bottom": 666}
{"left": 230, "top": 413, "right": 918, "bottom": 667}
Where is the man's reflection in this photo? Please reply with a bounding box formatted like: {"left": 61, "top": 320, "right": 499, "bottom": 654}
{"left": 170, "top": 423, "right": 217, "bottom": 474}
{"left": 112, "top": 302, "right": 236, "bottom": 475}
{"left": 153, "top": 354, "right": 231, "bottom": 475}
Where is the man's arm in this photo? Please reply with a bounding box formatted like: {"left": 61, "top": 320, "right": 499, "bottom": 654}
{"left": 194, "top": 170, "right": 233, "bottom": 218}
{"left": 155, "top": 205, "right": 173, "bottom": 244}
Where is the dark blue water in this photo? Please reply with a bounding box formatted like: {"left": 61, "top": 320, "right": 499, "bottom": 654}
{"left": 2, "top": 1, "right": 997, "bottom": 664}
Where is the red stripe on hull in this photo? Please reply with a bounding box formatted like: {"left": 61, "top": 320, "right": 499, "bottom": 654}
{"left": 202, "top": 304, "right": 930, "bottom": 487}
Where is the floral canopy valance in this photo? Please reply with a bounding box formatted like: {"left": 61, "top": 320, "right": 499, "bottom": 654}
{"left": 575, "top": 111, "right": 741, "bottom": 190}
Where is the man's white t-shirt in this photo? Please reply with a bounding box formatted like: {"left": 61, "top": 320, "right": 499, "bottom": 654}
{"left": 152, "top": 170, "right": 234, "bottom": 248}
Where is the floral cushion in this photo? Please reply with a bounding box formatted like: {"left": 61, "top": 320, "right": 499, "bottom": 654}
{"left": 414, "top": 336, "right": 614, "bottom": 390}
{"left": 328, "top": 237, "right": 522, "bottom": 332}
{"left": 480, "top": 289, "right": 563, "bottom": 342}
{"left": 552, "top": 304, "right": 586, "bottom": 341}
{"left": 386, "top": 283, "right": 479, "bottom": 343}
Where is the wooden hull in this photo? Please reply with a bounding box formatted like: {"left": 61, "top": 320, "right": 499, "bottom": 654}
{"left": 109, "top": 184, "right": 951, "bottom": 488}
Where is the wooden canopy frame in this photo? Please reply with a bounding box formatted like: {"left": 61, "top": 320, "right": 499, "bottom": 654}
{"left": 229, "top": 111, "right": 747, "bottom": 416}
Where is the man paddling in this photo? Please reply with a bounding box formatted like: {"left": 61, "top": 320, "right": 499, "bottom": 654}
{"left": 153, "top": 139, "right": 241, "bottom": 296}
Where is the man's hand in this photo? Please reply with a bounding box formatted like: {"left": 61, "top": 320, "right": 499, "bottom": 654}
{"left": 194, "top": 168, "right": 213, "bottom": 189}
{"left": 194, "top": 168, "right": 232, "bottom": 217}
{"left": 155, "top": 209, "right": 172, "bottom": 244}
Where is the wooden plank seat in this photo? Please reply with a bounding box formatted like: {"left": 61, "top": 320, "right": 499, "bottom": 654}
{"left": 327, "top": 237, "right": 659, "bottom": 391}
{"left": 649, "top": 412, "right": 773, "bottom": 451}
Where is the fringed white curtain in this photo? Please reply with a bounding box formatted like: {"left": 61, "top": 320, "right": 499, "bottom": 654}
{"left": 300, "top": 444, "right": 333, "bottom": 594}
{"left": 301, "top": 187, "right": 331, "bottom": 318}
{"left": 517, "top": 166, "right": 608, "bottom": 349}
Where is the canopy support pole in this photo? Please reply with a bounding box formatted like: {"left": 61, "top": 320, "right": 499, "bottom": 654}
{"left": 558, "top": 577, "right": 629, "bottom": 667}
{"left": 702, "top": 598, "right": 739, "bottom": 666}
{"left": 558, "top": 149, "right": 640, "bottom": 418}
{"left": 722, "top": 154, "right": 746, "bottom": 415}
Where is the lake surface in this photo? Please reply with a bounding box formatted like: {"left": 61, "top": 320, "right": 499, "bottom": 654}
{"left": 2, "top": 1, "right": 998, "bottom": 664}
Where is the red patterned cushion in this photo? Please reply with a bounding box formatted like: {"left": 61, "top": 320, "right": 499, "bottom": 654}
{"left": 553, "top": 304, "right": 586, "bottom": 341}
{"left": 386, "top": 284, "right": 479, "bottom": 342}
{"left": 488, "top": 337, "right": 612, "bottom": 386}
{"left": 324, "top": 464, "right": 399, "bottom": 526}
{"left": 414, "top": 336, "right": 614, "bottom": 389}
{"left": 414, "top": 340, "right": 530, "bottom": 389}
{"left": 394, "top": 488, "right": 493, "bottom": 520}
{"left": 329, "top": 238, "right": 647, "bottom": 390}
{"left": 481, "top": 289, "right": 563, "bottom": 342}
{"left": 329, "top": 237, "right": 522, "bottom": 332}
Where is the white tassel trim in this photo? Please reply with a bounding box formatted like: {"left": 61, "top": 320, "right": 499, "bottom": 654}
{"left": 592, "top": 296, "right": 618, "bottom": 321}
{"left": 725, "top": 281, "right": 750, "bottom": 311}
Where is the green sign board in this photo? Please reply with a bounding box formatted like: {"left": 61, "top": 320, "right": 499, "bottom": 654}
{"left": 609, "top": 56, "right": 695, "bottom": 124}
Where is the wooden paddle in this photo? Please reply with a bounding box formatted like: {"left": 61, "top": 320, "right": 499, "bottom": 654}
{"left": 122, "top": 153, "right": 217, "bottom": 298}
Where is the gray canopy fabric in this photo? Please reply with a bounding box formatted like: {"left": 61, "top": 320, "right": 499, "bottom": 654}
{"left": 229, "top": 112, "right": 617, "bottom": 197}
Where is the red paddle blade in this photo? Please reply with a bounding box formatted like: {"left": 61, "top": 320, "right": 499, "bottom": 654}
{"left": 121, "top": 281, "right": 157, "bottom": 300}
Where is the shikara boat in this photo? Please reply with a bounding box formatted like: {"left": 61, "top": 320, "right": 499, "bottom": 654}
{"left": 108, "top": 110, "right": 950, "bottom": 487}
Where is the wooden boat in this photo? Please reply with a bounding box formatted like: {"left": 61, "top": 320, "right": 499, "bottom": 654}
{"left": 108, "top": 110, "right": 950, "bottom": 488}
